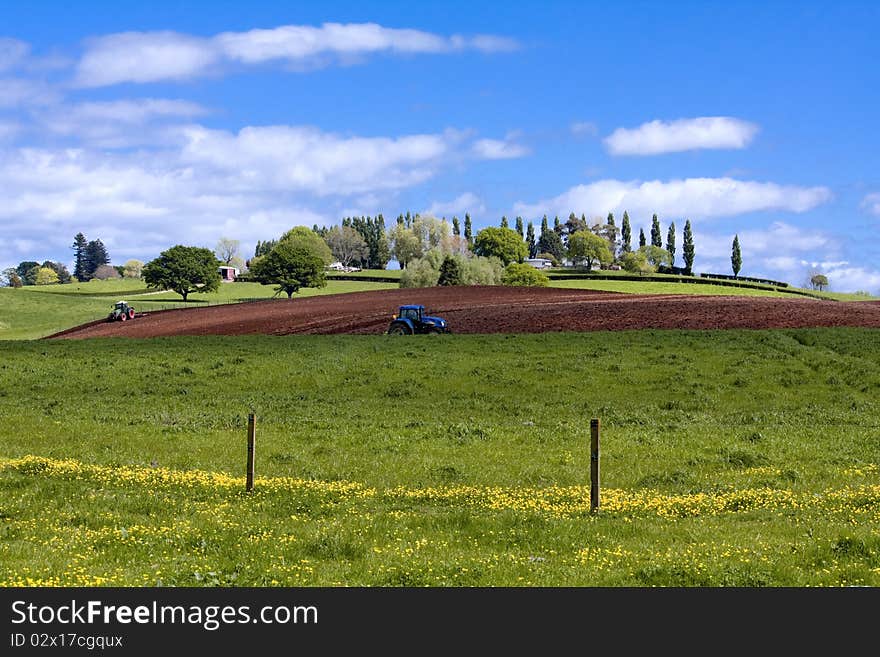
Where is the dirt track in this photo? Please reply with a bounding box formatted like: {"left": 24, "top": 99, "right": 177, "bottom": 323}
{"left": 47, "top": 286, "right": 880, "bottom": 339}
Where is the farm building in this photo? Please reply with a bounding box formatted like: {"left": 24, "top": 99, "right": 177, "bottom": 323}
{"left": 218, "top": 266, "right": 239, "bottom": 281}
{"left": 525, "top": 258, "right": 554, "bottom": 269}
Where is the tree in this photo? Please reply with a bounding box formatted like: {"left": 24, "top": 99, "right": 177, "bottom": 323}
{"left": 553, "top": 216, "right": 563, "bottom": 238}
{"left": 438, "top": 255, "right": 463, "bottom": 286}
{"left": 452, "top": 216, "right": 460, "bottom": 236}
{"left": 249, "top": 238, "right": 329, "bottom": 299}
{"left": 541, "top": 214, "right": 549, "bottom": 235}
{"left": 464, "top": 213, "right": 473, "bottom": 247}
{"left": 591, "top": 220, "right": 620, "bottom": 258}
{"left": 537, "top": 227, "right": 565, "bottom": 263}
{"left": 84, "top": 239, "right": 110, "bottom": 280}
{"left": 324, "top": 226, "right": 368, "bottom": 267}
{"left": 682, "top": 219, "right": 695, "bottom": 274}
{"left": 473, "top": 226, "right": 528, "bottom": 265}
{"left": 254, "top": 240, "right": 277, "bottom": 258}
{"left": 666, "top": 222, "right": 676, "bottom": 266}
{"left": 639, "top": 228, "right": 647, "bottom": 248}
{"left": 621, "top": 211, "right": 632, "bottom": 253}
{"left": 620, "top": 249, "right": 653, "bottom": 274}
{"left": 515, "top": 216, "right": 524, "bottom": 239}
{"left": 142, "top": 245, "right": 221, "bottom": 301}
{"left": 810, "top": 273, "right": 829, "bottom": 291}
{"left": 2, "top": 268, "right": 22, "bottom": 288}
{"left": 71, "top": 233, "right": 88, "bottom": 281}
{"left": 342, "top": 215, "right": 389, "bottom": 269}
{"left": 526, "top": 221, "right": 537, "bottom": 258}
{"left": 123, "top": 259, "right": 144, "bottom": 279}
{"left": 412, "top": 215, "right": 450, "bottom": 251}
{"left": 42, "top": 261, "right": 71, "bottom": 284}
{"left": 214, "top": 238, "right": 240, "bottom": 265}
{"left": 642, "top": 245, "right": 672, "bottom": 268}
{"left": 564, "top": 212, "right": 587, "bottom": 240}
{"left": 567, "top": 230, "right": 613, "bottom": 271}
{"left": 16, "top": 261, "right": 39, "bottom": 285}
{"left": 731, "top": 234, "right": 742, "bottom": 277}
{"left": 500, "top": 216, "right": 509, "bottom": 229}
{"left": 501, "top": 262, "right": 550, "bottom": 287}
{"left": 650, "top": 214, "right": 662, "bottom": 248}
{"left": 92, "top": 264, "right": 120, "bottom": 280}
{"left": 389, "top": 224, "right": 423, "bottom": 269}
{"left": 34, "top": 267, "right": 59, "bottom": 285}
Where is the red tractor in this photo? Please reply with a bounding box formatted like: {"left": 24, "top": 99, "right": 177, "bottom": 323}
{"left": 107, "top": 300, "right": 137, "bottom": 322}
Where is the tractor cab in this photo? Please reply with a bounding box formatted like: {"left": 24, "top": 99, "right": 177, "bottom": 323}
{"left": 387, "top": 304, "right": 449, "bottom": 335}
{"left": 108, "top": 300, "right": 137, "bottom": 322}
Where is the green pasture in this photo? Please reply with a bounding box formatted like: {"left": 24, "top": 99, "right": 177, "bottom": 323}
{"left": 1, "top": 329, "right": 878, "bottom": 586}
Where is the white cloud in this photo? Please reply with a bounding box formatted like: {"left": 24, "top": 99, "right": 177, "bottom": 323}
{"left": 570, "top": 121, "right": 598, "bottom": 137}
{"left": 472, "top": 137, "right": 529, "bottom": 160}
{"left": 36, "top": 99, "right": 210, "bottom": 148}
{"left": 604, "top": 117, "right": 759, "bottom": 155}
{"left": 514, "top": 177, "right": 831, "bottom": 220}
{"left": 0, "top": 78, "right": 61, "bottom": 107}
{"left": 0, "top": 38, "right": 29, "bottom": 71}
{"left": 819, "top": 266, "right": 880, "bottom": 293}
{"left": 425, "top": 192, "right": 485, "bottom": 217}
{"left": 861, "top": 193, "right": 880, "bottom": 216}
{"left": 179, "top": 125, "right": 456, "bottom": 195}
{"left": 74, "top": 23, "right": 518, "bottom": 87}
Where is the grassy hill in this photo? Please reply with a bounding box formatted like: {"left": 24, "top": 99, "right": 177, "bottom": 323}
{"left": 0, "top": 329, "right": 878, "bottom": 586}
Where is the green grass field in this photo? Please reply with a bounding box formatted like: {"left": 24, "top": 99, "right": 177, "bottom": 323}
{"left": 1, "top": 329, "right": 878, "bottom": 586}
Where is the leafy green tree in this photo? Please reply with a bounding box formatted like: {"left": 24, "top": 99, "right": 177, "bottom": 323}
{"left": 16, "top": 261, "right": 39, "bottom": 285}
{"left": 567, "top": 230, "right": 613, "bottom": 271}
{"left": 537, "top": 227, "right": 565, "bottom": 263}
{"left": 452, "top": 216, "right": 460, "bottom": 236}
{"left": 42, "top": 260, "right": 72, "bottom": 284}
{"left": 666, "top": 222, "right": 676, "bottom": 266}
{"left": 731, "top": 234, "right": 742, "bottom": 277}
{"left": 34, "top": 267, "right": 59, "bottom": 285}
{"left": 650, "top": 214, "right": 662, "bottom": 248}
{"left": 341, "top": 215, "right": 389, "bottom": 269}
{"left": 71, "top": 233, "right": 88, "bottom": 281}
{"left": 553, "top": 215, "right": 563, "bottom": 237}
{"left": 143, "top": 245, "right": 221, "bottom": 301}
{"left": 682, "top": 219, "right": 695, "bottom": 274}
{"left": 254, "top": 239, "right": 277, "bottom": 258}
{"left": 389, "top": 224, "right": 423, "bottom": 269}
{"left": 2, "top": 267, "right": 22, "bottom": 287}
{"left": 473, "top": 226, "right": 528, "bottom": 265}
{"left": 642, "top": 245, "right": 673, "bottom": 268}
{"left": 515, "top": 216, "right": 524, "bottom": 239}
{"left": 249, "top": 230, "right": 330, "bottom": 298}
{"left": 464, "top": 213, "right": 473, "bottom": 247}
{"left": 500, "top": 216, "right": 509, "bottom": 229}
{"left": 621, "top": 211, "right": 632, "bottom": 253}
{"left": 526, "top": 221, "right": 537, "bottom": 258}
{"left": 501, "top": 262, "right": 550, "bottom": 287}
{"left": 564, "top": 212, "right": 587, "bottom": 240}
{"left": 639, "top": 228, "right": 646, "bottom": 248}
{"left": 438, "top": 255, "right": 463, "bottom": 286}
{"left": 541, "top": 214, "right": 549, "bottom": 234}
{"left": 810, "top": 273, "right": 829, "bottom": 291}
{"left": 620, "top": 249, "right": 653, "bottom": 274}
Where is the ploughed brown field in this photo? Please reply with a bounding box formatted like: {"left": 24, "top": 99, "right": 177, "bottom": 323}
{"left": 47, "top": 286, "right": 880, "bottom": 339}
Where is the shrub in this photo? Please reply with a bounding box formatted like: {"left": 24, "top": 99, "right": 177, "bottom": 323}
{"left": 501, "top": 262, "right": 549, "bottom": 287}
{"left": 438, "top": 255, "right": 463, "bottom": 286}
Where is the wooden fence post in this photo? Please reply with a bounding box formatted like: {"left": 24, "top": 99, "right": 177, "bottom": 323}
{"left": 246, "top": 412, "right": 256, "bottom": 492}
{"left": 590, "top": 418, "right": 600, "bottom": 513}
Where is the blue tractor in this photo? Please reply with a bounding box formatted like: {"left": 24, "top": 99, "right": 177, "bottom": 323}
{"left": 387, "top": 304, "right": 450, "bottom": 335}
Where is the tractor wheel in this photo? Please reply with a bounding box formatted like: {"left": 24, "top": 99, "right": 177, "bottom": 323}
{"left": 119, "top": 312, "right": 127, "bottom": 321}
{"left": 387, "top": 323, "right": 411, "bottom": 335}
{"left": 128, "top": 308, "right": 136, "bottom": 320}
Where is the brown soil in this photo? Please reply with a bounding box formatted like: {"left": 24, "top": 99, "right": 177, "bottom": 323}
{"left": 47, "top": 287, "right": 880, "bottom": 339}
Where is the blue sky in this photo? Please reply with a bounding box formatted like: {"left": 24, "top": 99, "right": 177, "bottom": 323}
{"left": 1, "top": 0, "right": 878, "bottom": 290}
